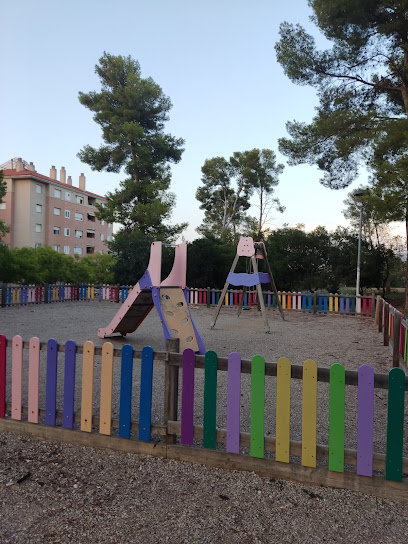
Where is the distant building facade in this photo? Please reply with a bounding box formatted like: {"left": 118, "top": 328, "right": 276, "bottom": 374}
{"left": 0, "top": 158, "right": 113, "bottom": 256}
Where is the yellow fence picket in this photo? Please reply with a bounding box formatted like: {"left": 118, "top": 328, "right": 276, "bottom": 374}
{"left": 276, "top": 357, "right": 291, "bottom": 463}
{"left": 81, "top": 341, "right": 95, "bottom": 432}
{"left": 99, "top": 342, "right": 114, "bottom": 435}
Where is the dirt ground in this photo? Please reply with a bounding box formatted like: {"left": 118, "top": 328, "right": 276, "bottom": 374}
{"left": 0, "top": 302, "right": 406, "bottom": 543}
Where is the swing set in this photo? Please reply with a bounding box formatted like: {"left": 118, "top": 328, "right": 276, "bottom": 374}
{"left": 210, "top": 237, "right": 284, "bottom": 333}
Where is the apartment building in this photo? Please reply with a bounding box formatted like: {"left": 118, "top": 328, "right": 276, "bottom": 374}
{"left": 0, "top": 158, "right": 113, "bottom": 256}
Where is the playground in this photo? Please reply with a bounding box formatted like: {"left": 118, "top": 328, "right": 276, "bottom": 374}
{"left": 0, "top": 239, "right": 406, "bottom": 543}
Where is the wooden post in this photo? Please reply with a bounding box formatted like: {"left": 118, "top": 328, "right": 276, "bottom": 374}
{"left": 164, "top": 337, "right": 180, "bottom": 444}
{"left": 378, "top": 297, "right": 383, "bottom": 333}
{"left": 115, "top": 285, "right": 120, "bottom": 303}
{"left": 383, "top": 303, "right": 389, "bottom": 347}
{"left": 207, "top": 287, "right": 211, "bottom": 308}
{"left": 371, "top": 293, "right": 376, "bottom": 319}
{"left": 392, "top": 312, "right": 401, "bottom": 368}
{"left": 375, "top": 295, "right": 381, "bottom": 326}
{"left": 312, "top": 291, "right": 317, "bottom": 315}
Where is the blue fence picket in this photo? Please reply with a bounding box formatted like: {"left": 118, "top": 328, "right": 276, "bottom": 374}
{"left": 119, "top": 345, "right": 134, "bottom": 439}
{"left": 139, "top": 345, "right": 154, "bottom": 442}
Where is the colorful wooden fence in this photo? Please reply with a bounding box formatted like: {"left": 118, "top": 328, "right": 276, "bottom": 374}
{"left": 375, "top": 297, "right": 408, "bottom": 368}
{"left": 0, "top": 283, "right": 375, "bottom": 316}
{"left": 0, "top": 335, "right": 406, "bottom": 500}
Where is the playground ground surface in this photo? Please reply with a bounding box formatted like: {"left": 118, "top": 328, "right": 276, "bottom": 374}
{"left": 0, "top": 302, "right": 406, "bottom": 543}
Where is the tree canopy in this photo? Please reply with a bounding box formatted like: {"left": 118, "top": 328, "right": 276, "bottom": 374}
{"left": 196, "top": 149, "right": 284, "bottom": 241}
{"left": 78, "top": 52, "right": 186, "bottom": 240}
{"left": 275, "top": 1, "right": 408, "bottom": 190}
{"left": 275, "top": 0, "right": 408, "bottom": 307}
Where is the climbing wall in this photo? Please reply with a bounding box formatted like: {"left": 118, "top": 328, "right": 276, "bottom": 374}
{"left": 160, "top": 287, "right": 199, "bottom": 352}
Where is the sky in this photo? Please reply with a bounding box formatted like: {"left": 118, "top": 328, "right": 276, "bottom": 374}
{"left": 1, "top": 1, "right": 400, "bottom": 241}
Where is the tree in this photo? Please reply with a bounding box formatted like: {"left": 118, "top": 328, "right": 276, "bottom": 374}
{"left": 0, "top": 171, "right": 10, "bottom": 240}
{"left": 232, "top": 149, "right": 284, "bottom": 236}
{"left": 196, "top": 149, "right": 284, "bottom": 241}
{"left": 78, "top": 52, "right": 187, "bottom": 240}
{"left": 275, "top": 1, "right": 408, "bottom": 306}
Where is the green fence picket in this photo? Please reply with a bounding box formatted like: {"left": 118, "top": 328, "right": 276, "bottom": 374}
{"left": 329, "top": 363, "right": 345, "bottom": 472}
{"left": 250, "top": 354, "right": 265, "bottom": 458}
{"left": 203, "top": 350, "right": 218, "bottom": 449}
{"left": 385, "top": 367, "right": 405, "bottom": 482}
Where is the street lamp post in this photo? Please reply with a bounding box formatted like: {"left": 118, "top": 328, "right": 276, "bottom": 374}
{"left": 353, "top": 190, "right": 365, "bottom": 314}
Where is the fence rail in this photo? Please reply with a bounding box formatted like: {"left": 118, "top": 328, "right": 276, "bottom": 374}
{"left": 0, "top": 283, "right": 376, "bottom": 317}
{"left": 0, "top": 334, "right": 406, "bottom": 501}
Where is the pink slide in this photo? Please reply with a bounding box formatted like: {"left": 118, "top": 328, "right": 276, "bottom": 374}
{"left": 98, "top": 242, "right": 205, "bottom": 354}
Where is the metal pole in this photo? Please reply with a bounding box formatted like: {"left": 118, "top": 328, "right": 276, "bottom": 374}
{"left": 356, "top": 206, "right": 362, "bottom": 314}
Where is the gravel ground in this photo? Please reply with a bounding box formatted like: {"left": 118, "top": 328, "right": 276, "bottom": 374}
{"left": 0, "top": 302, "right": 407, "bottom": 543}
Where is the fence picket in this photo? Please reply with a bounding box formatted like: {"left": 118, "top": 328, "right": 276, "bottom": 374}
{"left": 203, "top": 350, "right": 218, "bottom": 449}
{"left": 181, "top": 348, "right": 195, "bottom": 445}
{"left": 385, "top": 367, "right": 405, "bottom": 482}
{"left": 357, "top": 364, "right": 374, "bottom": 476}
{"left": 28, "top": 337, "right": 40, "bottom": 423}
{"left": 0, "top": 335, "right": 6, "bottom": 418}
{"left": 119, "top": 344, "right": 134, "bottom": 439}
{"left": 139, "top": 345, "right": 154, "bottom": 442}
{"left": 276, "top": 357, "right": 291, "bottom": 463}
{"left": 11, "top": 335, "right": 23, "bottom": 420}
{"left": 226, "top": 352, "right": 241, "bottom": 454}
{"left": 99, "top": 342, "right": 114, "bottom": 435}
{"left": 302, "top": 360, "right": 317, "bottom": 467}
{"left": 45, "top": 339, "right": 59, "bottom": 426}
{"left": 329, "top": 363, "right": 345, "bottom": 472}
{"left": 80, "top": 341, "right": 95, "bottom": 432}
{"left": 250, "top": 354, "right": 265, "bottom": 459}
{"left": 63, "top": 340, "right": 76, "bottom": 429}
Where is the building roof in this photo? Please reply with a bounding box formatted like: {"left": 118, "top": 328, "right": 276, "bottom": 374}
{"left": 2, "top": 168, "right": 106, "bottom": 200}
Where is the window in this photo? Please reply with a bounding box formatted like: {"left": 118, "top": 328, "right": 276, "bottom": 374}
{"left": 64, "top": 246, "right": 70, "bottom": 255}
{"left": 74, "top": 247, "right": 83, "bottom": 255}
{"left": 87, "top": 229, "right": 95, "bottom": 238}
{"left": 0, "top": 203, "right": 6, "bottom": 210}
{"left": 36, "top": 204, "right": 42, "bottom": 213}
{"left": 65, "top": 210, "right": 70, "bottom": 219}
{"left": 99, "top": 250, "right": 104, "bottom": 255}
{"left": 75, "top": 212, "right": 83, "bottom": 221}
{"left": 54, "top": 207, "right": 61, "bottom": 216}
{"left": 53, "top": 226, "right": 60, "bottom": 235}
{"left": 54, "top": 189, "right": 61, "bottom": 198}
{"left": 88, "top": 196, "right": 96, "bottom": 206}
{"left": 101, "top": 219, "right": 105, "bottom": 226}
{"left": 35, "top": 224, "right": 41, "bottom": 233}
{"left": 76, "top": 195, "right": 84, "bottom": 204}
{"left": 87, "top": 213, "right": 96, "bottom": 222}
{"left": 65, "top": 191, "right": 71, "bottom": 201}
{"left": 100, "top": 233, "right": 104, "bottom": 241}
{"left": 35, "top": 243, "right": 41, "bottom": 248}
{"left": 64, "top": 228, "right": 70, "bottom": 236}
{"left": 75, "top": 230, "right": 83, "bottom": 238}
{"left": 36, "top": 184, "right": 42, "bottom": 194}
{"left": 86, "top": 246, "right": 95, "bottom": 254}
{"left": 107, "top": 235, "right": 112, "bottom": 242}
{"left": 53, "top": 245, "right": 60, "bottom": 252}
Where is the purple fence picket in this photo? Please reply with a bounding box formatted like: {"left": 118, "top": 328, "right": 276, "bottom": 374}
{"left": 63, "top": 340, "right": 76, "bottom": 429}
{"left": 181, "top": 348, "right": 195, "bottom": 445}
{"left": 226, "top": 352, "right": 241, "bottom": 454}
{"left": 45, "top": 339, "right": 59, "bottom": 426}
{"left": 357, "top": 364, "right": 375, "bottom": 476}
